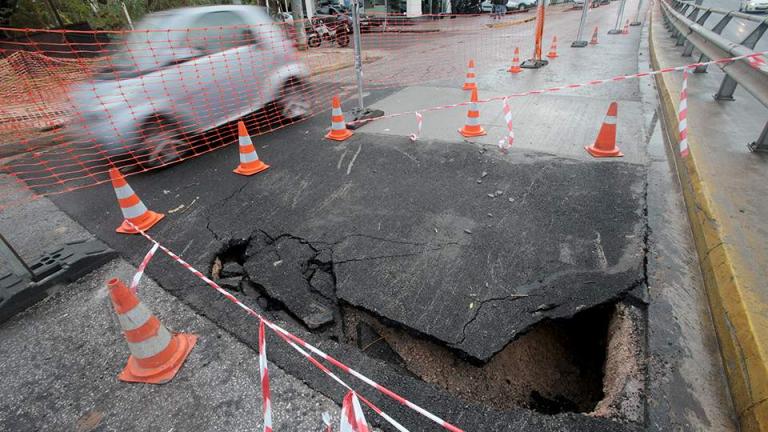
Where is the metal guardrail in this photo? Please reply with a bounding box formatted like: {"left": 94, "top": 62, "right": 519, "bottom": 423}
{"left": 661, "top": 0, "right": 768, "bottom": 151}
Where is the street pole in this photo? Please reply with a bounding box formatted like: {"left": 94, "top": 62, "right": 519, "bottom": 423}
{"left": 351, "top": 0, "right": 365, "bottom": 112}
{"left": 384, "top": 0, "right": 388, "bottom": 32}
{"left": 630, "top": 0, "right": 643, "bottom": 25}
{"left": 608, "top": 0, "right": 627, "bottom": 34}
{"left": 44, "top": 0, "right": 65, "bottom": 28}
{"left": 121, "top": 1, "right": 134, "bottom": 30}
{"left": 571, "top": 0, "right": 590, "bottom": 47}
{"left": 290, "top": 0, "right": 307, "bottom": 49}
{"left": 521, "top": 0, "right": 548, "bottom": 68}
{"left": 347, "top": 0, "right": 384, "bottom": 126}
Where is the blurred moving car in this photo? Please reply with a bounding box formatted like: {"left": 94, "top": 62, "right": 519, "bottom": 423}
{"left": 68, "top": 6, "right": 310, "bottom": 168}
{"left": 480, "top": 0, "right": 536, "bottom": 12}
{"left": 740, "top": 0, "right": 768, "bottom": 12}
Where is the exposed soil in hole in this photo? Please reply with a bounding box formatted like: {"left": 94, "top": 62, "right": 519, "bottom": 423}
{"left": 343, "top": 305, "right": 611, "bottom": 414}
{"left": 211, "top": 233, "right": 645, "bottom": 419}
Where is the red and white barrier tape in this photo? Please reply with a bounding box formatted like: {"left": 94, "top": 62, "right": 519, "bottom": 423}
{"left": 498, "top": 97, "right": 513, "bottom": 153}
{"left": 748, "top": 54, "right": 767, "bottom": 72}
{"left": 341, "top": 391, "right": 370, "bottom": 432}
{"left": 259, "top": 319, "right": 274, "bottom": 432}
{"left": 129, "top": 242, "right": 158, "bottom": 293}
{"left": 346, "top": 50, "right": 768, "bottom": 127}
{"left": 678, "top": 68, "right": 689, "bottom": 158}
{"left": 323, "top": 412, "right": 333, "bottom": 432}
{"left": 409, "top": 112, "right": 423, "bottom": 142}
{"left": 124, "top": 221, "right": 459, "bottom": 432}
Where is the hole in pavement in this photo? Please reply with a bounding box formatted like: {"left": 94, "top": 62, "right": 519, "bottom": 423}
{"left": 211, "top": 233, "right": 644, "bottom": 419}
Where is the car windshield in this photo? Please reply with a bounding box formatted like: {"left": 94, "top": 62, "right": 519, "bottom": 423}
{"left": 100, "top": 15, "right": 179, "bottom": 78}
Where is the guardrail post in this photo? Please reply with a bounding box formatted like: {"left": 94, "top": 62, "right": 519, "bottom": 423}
{"left": 713, "top": 21, "right": 767, "bottom": 100}
{"left": 676, "top": 29, "right": 687, "bottom": 46}
{"left": 683, "top": 10, "right": 710, "bottom": 56}
{"left": 748, "top": 121, "right": 768, "bottom": 152}
{"left": 694, "top": 13, "right": 733, "bottom": 73}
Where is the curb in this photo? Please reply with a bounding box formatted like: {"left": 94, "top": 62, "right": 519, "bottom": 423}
{"left": 485, "top": 15, "right": 536, "bottom": 29}
{"left": 648, "top": 10, "right": 768, "bottom": 432}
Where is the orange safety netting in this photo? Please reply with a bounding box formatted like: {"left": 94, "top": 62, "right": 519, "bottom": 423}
{"left": 0, "top": 11, "right": 535, "bottom": 202}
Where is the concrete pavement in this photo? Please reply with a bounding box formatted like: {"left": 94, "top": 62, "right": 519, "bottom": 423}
{"left": 650, "top": 4, "right": 768, "bottom": 431}
{"left": 0, "top": 259, "right": 342, "bottom": 432}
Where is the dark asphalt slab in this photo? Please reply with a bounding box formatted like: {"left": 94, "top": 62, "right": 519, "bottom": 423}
{"left": 49, "top": 92, "right": 645, "bottom": 430}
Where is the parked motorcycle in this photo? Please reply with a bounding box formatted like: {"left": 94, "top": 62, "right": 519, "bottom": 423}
{"left": 306, "top": 15, "right": 351, "bottom": 48}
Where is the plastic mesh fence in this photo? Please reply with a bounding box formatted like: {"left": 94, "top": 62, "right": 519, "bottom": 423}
{"left": 0, "top": 10, "right": 535, "bottom": 202}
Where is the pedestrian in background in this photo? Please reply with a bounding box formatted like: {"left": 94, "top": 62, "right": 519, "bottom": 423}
{"left": 492, "top": 0, "right": 507, "bottom": 19}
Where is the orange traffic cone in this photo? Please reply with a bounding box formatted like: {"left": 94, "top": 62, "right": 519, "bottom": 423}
{"left": 109, "top": 168, "right": 164, "bottom": 234}
{"left": 233, "top": 121, "right": 270, "bottom": 176}
{"left": 508, "top": 48, "right": 522, "bottom": 74}
{"left": 590, "top": 26, "right": 599, "bottom": 45}
{"left": 622, "top": 20, "right": 630, "bottom": 35}
{"left": 546, "top": 35, "right": 559, "bottom": 59}
{"left": 585, "top": 102, "right": 623, "bottom": 157}
{"left": 108, "top": 278, "right": 197, "bottom": 384}
{"left": 462, "top": 59, "right": 477, "bottom": 90}
{"left": 325, "top": 95, "right": 353, "bottom": 141}
{"left": 458, "top": 88, "right": 486, "bottom": 138}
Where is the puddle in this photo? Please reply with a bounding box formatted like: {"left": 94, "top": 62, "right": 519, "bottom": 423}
{"left": 212, "top": 234, "right": 645, "bottom": 420}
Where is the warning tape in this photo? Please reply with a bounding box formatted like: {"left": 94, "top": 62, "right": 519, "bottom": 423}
{"left": 408, "top": 112, "right": 423, "bottom": 142}
{"left": 347, "top": 50, "right": 768, "bottom": 126}
{"left": 678, "top": 68, "right": 690, "bottom": 158}
{"left": 129, "top": 243, "right": 158, "bottom": 294}
{"left": 341, "top": 391, "right": 370, "bottom": 432}
{"left": 498, "top": 97, "right": 513, "bottom": 153}
{"left": 123, "top": 220, "right": 462, "bottom": 432}
{"left": 259, "top": 319, "right": 274, "bottom": 432}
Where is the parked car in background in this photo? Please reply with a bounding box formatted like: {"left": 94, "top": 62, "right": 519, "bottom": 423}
{"left": 480, "top": 0, "right": 536, "bottom": 12}
{"left": 740, "top": 0, "right": 768, "bottom": 12}
{"left": 68, "top": 6, "right": 310, "bottom": 168}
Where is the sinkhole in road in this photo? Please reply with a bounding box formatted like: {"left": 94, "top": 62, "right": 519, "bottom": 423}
{"left": 211, "top": 233, "right": 645, "bottom": 420}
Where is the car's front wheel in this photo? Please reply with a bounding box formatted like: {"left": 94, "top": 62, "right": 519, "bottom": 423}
{"left": 277, "top": 79, "right": 311, "bottom": 121}
{"left": 136, "top": 116, "right": 191, "bottom": 169}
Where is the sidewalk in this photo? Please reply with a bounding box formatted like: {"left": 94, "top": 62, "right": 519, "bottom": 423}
{"left": 0, "top": 181, "right": 342, "bottom": 431}
{"left": 649, "top": 5, "right": 768, "bottom": 431}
